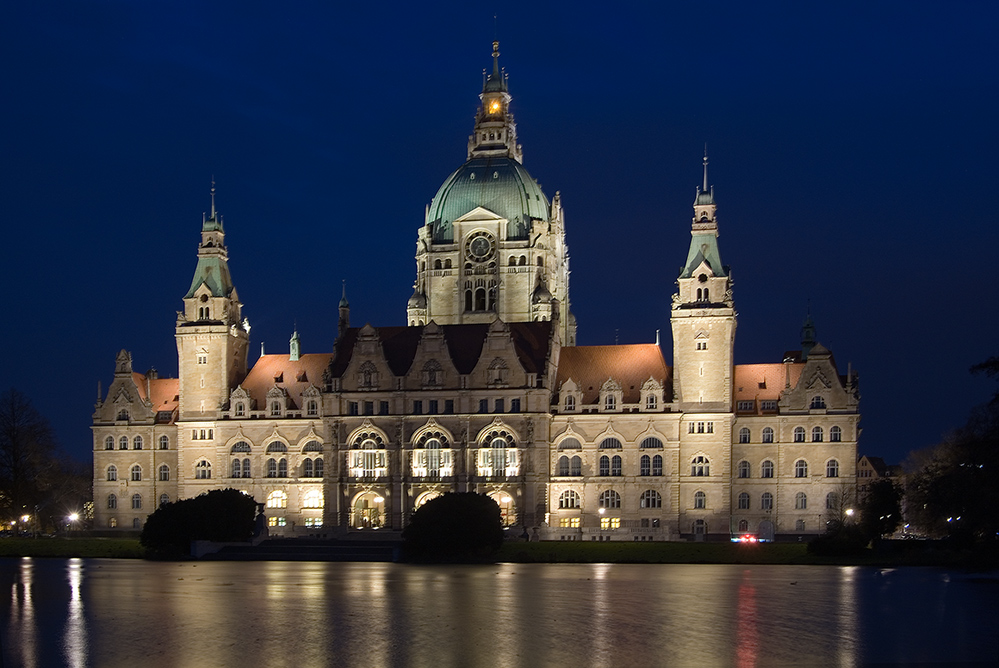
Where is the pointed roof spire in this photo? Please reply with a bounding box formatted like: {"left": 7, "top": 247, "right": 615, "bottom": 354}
{"left": 339, "top": 280, "right": 349, "bottom": 308}
{"left": 210, "top": 176, "right": 216, "bottom": 219}
{"left": 801, "top": 306, "right": 817, "bottom": 361}
{"left": 694, "top": 145, "right": 715, "bottom": 206}
{"left": 702, "top": 145, "right": 709, "bottom": 193}
{"left": 483, "top": 40, "right": 508, "bottom": 93}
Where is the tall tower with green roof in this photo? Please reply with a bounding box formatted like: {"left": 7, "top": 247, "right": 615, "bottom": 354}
{"left": 409, "top": 42, "right": 576, "bottom": 345}
{"left": 671, "top": 153, "right": 736, "bottom": 413}
{"left": 175, "top": 183, "right": 250, "bottom": 419}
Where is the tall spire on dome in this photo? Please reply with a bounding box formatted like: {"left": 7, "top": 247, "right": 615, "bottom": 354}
{"left": 468, "top": 41, "right": 522, "bottom": 162}
{"left": 210, "top": 176, "right": 216, "bottom": 220}
{"left": 696, "top": 145, "right": 714, "bottom": 206}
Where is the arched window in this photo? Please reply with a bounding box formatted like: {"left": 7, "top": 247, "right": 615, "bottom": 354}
{"left": 557, "top": 456, "right": 570, "bottom": 476}
{"left": 117, "top": 408, "right": 129, "bottom": 421}
{"left": 302, "top": 490, "right": 324, "bottom": 509}
{"left": 159, "top": 494, "right": 170, "bottom": 507}
{"left": 195, "top": 460, "right": 212, "bottom": 479}
{"left": 611, "top": 455, "right": 622, "bottom": 476}
{"left": 303, "top": 440, "right": 323, "bottom": 453}
{"left": 640, "top": 455, "right": 651, "bottom": 476}
{"left": 107, "top": 465, "right": 117, "bottom": 481}
{"left": 599, "top": 455, "right": 610, "bottom": 476}
{"left": 231, "top": 441, "right": 251, "bottom": 454}
{"left": 640, "top": 437, "right": 664, "bottom": 449}
{"left": 133, "top": 436, "right": 143, "bottom": 450}
{"left": 599, "top": 490, "right": 621, "bottom": 508}
{"left": 738, "top": 519, "right": 749, "bottom": 532}
{"left": 519, "top": 255, "right": 526, "bottom": 266}
{"left": 564, "top": 395, "right": 576, "bottom": 411}
{"left": 761, "top": 460, "right": 774, "bottom": 478}
{"left": 278, "top": 458, "right": 288, "bottom": 477}
{"left": 640, "top": 490, "right": 661, "bottom": 508}
{"left": 131, "top": 494, "right": 142, "bottom": 510}
{"left": 810, "top": 396, "right": 826, "bottom": 409}
{"left": 795, "top": 460, "right": 808, "bottom": 478}
{"left": 231, "top": 459, "right": 242, "bottom": 478}
{"left": 158, "top": 464, "right": 170, "bottom": 481}
{"left": 130, "top": 465, "right": 141, "bottom": 482}
{"left": 691, "top": 456, "right": 710, "bottom": 476}
{"left": 737, "top": 460, "right": 751, "bottom": 478}
{"left": 793, "top": 427, "right": 805, "bottom": 442}
{"left": 600, "top": 438, "right": 622, "bottom": 449}
{"left": 159, "top": 435, "right": 169, "bottom": 450}
{"left": 762, "top": 427, "right": 774, "bottom": 443}
{"left": 826, "top": 492, "right": 838, "bottom": 510}
{"left": 558, "top": 437, "right": 581, "bottom": 450}
{"left": 795, "top": 519, "right": 806, "bottom": 531}
{"left": 307, "top": 400, "right": 318, "bottom": 417}
{"left": 830, "top": 426, "right": 842, "bottom": 442}
{"left": 119, "top": 436, "right": 128, "bottom": 450}
{"left": 694, "top": 491, "right": 706, "bottom": 509}
{"left": 104, "top": 436, "right": 114, "bottom": 450}
{"left": 795, "top": 492, "right": 807, "bottom": 510}
{"left": 826, "top": 459, "right": 840, "bottom": 478}
{"left": 107, "top": 493, "right": 117, "bottom": 509}
{"left": 559, "top": 490, "right": 580, "bottom": 509}
{"left": 738, "top": 428, "right": 750, "bottom": 444}
{"left": 266, "top": 490, "right": 288, "bottom": 509}
{"left": 812, "top": 426, "right": 824, "bottom": 442}
{"left": 303, "top": 458, "right": 314, "bottom": 478}
{"left": 266, "top": 442, "right": 287, "bottom": 453}
{"left": 737, "top": 492, "right": 750, "bottom": 510}
{"left": 314, "top": 458, "right": 324, "bottom": 478}
{"left": 267, "top": 458, "right": 277, "bottom": 478}
{"left": 693, "top": 519, "right": 707, "bottom": 535}
{"left": 652, "top": 455, "right": 663, "bottom": 476}
{"left": 761, "top": 492, "right": 774, "bottom": 510}
{"left": 570, "top": 456, "right": 582, "bottom": 476}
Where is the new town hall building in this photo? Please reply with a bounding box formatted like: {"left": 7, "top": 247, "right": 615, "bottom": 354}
{"left": 93, "top": 45, "right": 859, "bottom": 541}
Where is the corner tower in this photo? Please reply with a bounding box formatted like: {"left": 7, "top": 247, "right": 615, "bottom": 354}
{"left": 671, "top": 153, "right": 736, "bottom": 412}
{"left": 175, "top": 183, "right": 250, "bottom": 418}
{"left": 409, "top": 42, "right": 576, "bottom": 345}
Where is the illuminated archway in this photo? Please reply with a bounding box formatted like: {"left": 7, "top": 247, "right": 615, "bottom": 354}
{"left": 351, "top": 491, "right": 386, "bottom": 529}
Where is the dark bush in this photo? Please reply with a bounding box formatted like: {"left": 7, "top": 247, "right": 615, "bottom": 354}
{"left": 140, "top": 489, "right": 257, "bottom": 559}
{"left": 401, "top": 492, "right": 504, "bottom": 563}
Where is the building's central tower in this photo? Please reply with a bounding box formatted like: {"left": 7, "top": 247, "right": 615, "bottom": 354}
{"left": 408, "top": 42, "right": 576, "bottom": 345}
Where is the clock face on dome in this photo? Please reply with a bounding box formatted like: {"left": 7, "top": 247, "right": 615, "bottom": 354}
{"left": 465, "top": 232, "right": 495, "bottom": 262}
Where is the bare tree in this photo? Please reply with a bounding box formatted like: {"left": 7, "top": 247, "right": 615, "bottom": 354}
{"left": 0, "top": 389, "right": 58, "bottom": 525}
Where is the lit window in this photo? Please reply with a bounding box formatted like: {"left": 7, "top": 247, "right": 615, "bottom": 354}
{"left": 302, "top": 490, "right": 324, "bottom": 508}
{"left": 640, "top": 490, "right": 661, "bottom": 508}
{"left": 737, "top": 492, "right": 750, "bottom": 510}
{"left": 795, "top": 460, "right": 808, "bottom": 478}
{"left": 761, "top": 460, "right": 774, "bottom": 478}
{"left": 266, "top": 490, "right": 288, "bottom": 509}
{"left": 195, "top": 460, "right": 212, "bottom": 479}
{"left": 108, "top": 518, "right": 117, "bottom": 528}
{"left": 158, "top": 464, "right": 170, "bottom": 481}
{"left": 694, "top": 491, "right": 706, "bottom": 509}
{"left": 691, "top": 456, "right": 710, "bottom": 476}
{"left": 159, "top": 435, "right": 169, "bottom": 450}
{"left": 793, "top": 427, "right": 805, "bottom": 442}
{"left": 737, "top": 460, "right": 751, "bottom": 478}
{"left": 600, "top": 517, "right": 621, "bottom": 530}
{"left": 739, "top": 428, "right": 750, "bottom": 444}
{"left": 826, "top": 459, "right": 839, "bottom": 478}
{"left": 559, "top": 490, "right": 581, "bottom": 509}
{"left": 599, "top": 490, "right": 621, "bottom": 508}
{"left": 559, "top": 517, "right": 581, "bottom": 528}
{"left": 762, "top": 427, "right": 774, "bottom": 443}
{"left": 107, "top": 465, "right": 117, "bottom": 481}
{"left": 107, "top": 493, "right": 117, "bottom": 509}
{"left": 795, "top": 492, "right": 807, "bottom": 510}
{"left": 131, "top": 494, "right": 142, "bottom": 510}
{"left": 812, "top": 426, "right": 824, "bottom": 442}
{"left": 304, "top": 518, "right": 323, "bottom": 528}
{"left": 761, "top": 492, "right": 773, "bottom": 510}
{"left": 830, "top": 426, "right": 842, "bottom": 442}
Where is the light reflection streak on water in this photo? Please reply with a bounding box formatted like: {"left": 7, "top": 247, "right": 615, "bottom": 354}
{"left": 736, "top": 570, "right": 758, "bottom": 668}
{"left": 590, "top": 563, "right": 612, "bottom": 668}
{"left": 837, "top": 566, "right": 859, "bottom": 668}
{"left": 8, "top": 557, "right": 36, "bottom": 668}
{"left": 63, "top": 558, "right": 87, "bottom": 668}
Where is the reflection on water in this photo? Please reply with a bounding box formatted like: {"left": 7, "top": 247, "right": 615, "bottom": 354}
{"left": 1, "top": 558, "right": 997, "bottom": 667}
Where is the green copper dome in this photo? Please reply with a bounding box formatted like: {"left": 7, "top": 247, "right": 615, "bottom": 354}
{"left": 427, "top": 156, "right": 549, "bottom": 243}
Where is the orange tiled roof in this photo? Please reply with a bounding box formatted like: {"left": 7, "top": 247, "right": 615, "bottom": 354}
{"left": 241, "top": 353, "right": 333, "bottom": 409}
{"left": 129, "top": 372, "right": 179, "bottom": 422}
{"left": 555, "top": 344, "right": 670, "bottom": 404}
{"left": 733, "top": 363, "right": 804, "bottom": 403}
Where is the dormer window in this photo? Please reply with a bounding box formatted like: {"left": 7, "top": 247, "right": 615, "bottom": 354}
{"left": 116, "top": 409, "right": 128, "bottom": 421}
{"left": 235, "top": 402, "right": 245, "bottom": 417}
{"left": 565, "top": 395, "right": 575, "bottom": 411}
{"left": 604, "top": 395, "right": 616, "bottom": 411}
{"left": 270, "top": 401, "right": 281, "bottom": 417}
{"left": 810, "top": 396, "right": 826, "bottom": 409}
{"left": 307, "top": 400, "right": 318, "bottom": 417}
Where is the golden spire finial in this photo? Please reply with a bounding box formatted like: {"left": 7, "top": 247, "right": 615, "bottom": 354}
{"left": 210, "top": 176, "right": 216, "bottom": 219}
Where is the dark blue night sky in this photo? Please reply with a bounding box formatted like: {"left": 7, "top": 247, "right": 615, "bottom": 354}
{"left": 2, "top": 2, "right": 997, "bottom": 466}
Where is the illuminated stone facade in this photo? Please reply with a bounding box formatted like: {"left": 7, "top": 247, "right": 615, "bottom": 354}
{"left": 92, "top": 45, "right": 859, "bottom": 540}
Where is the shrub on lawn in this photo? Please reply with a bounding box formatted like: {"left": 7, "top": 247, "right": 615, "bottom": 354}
{"left": 140, "top": 489, "right": 257, "bottom": 559}
{"left": 401, "top": 492, "right": 504, "bottom": 563}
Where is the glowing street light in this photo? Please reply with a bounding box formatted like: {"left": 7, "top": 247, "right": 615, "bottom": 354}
{"left": 845, "top": 508, "right": 855, "bottom": 517}
{"left": 68, "top": 513, "right": 79, "bottom": 523}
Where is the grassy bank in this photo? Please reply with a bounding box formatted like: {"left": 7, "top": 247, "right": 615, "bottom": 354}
{"left": 0, "top": 538, "right": 144, "bottom": 559}
{"left": 495, "top": 540, "right": 996, "bottom": 567}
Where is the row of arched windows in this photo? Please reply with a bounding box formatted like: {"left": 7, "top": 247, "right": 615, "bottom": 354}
{"left": 107, "top": 492, "right": 169, "bottom": 510}
{"left": 737, "top": 425, "right": 843, "bottom": 444}
{"left": 263, "top": 489, "right": 324, "bottom": 509}
{"left": 556, "top": 454, "right": 665, "bottom": 477}
{"left": 103, "top": 434, "right": 170, "bottom": 451}
{"left": 557, "top": 436, "right": 666, "bottom": 450}
{"left": 735, "top": 491, "right": 836, "bottom": 511}
{"left": 557, "top": 489, "right": 663, "bottom": 510}
{"left": 736, "top": 459, "right": 839, "bottom": 478}
{"left": 105, "top": 464, "right": 172, "bottom": 482}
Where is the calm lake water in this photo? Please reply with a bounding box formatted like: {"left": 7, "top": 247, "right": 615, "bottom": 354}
{"left": 1, "top": 558, "right": 997, "bottom": 667}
